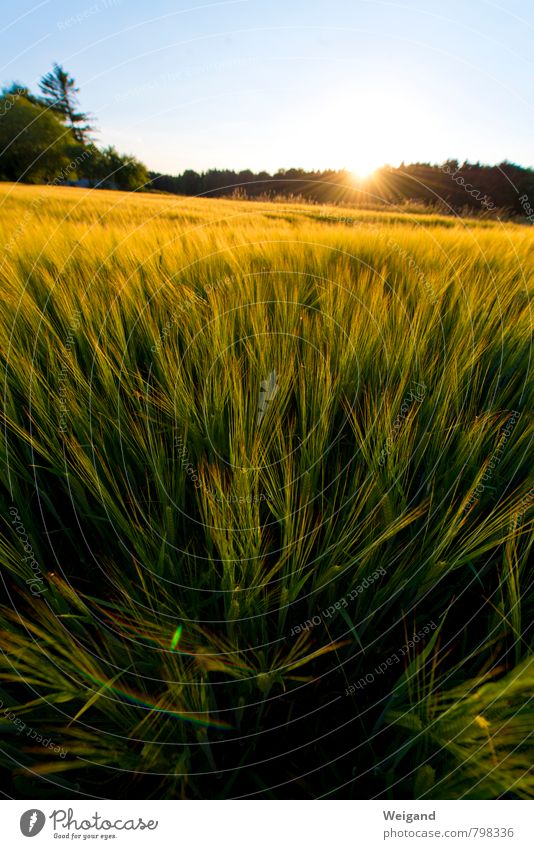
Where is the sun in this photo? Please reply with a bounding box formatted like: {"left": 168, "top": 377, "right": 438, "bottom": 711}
{"left": 350, "top": 164, "right": 378, "bottom": 183}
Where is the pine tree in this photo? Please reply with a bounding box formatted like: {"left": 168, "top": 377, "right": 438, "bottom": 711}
{"left": 38, "top": 64, "right": 93, "bottom": 143}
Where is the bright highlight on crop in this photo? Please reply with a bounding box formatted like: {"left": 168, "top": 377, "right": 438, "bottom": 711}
{"left": 171, "top": 625, "right": 183, "bottom": 651}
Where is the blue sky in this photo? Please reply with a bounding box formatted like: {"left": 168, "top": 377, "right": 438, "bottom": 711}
{"left": 2, "top": 0, "right": 534, "bottom": 175}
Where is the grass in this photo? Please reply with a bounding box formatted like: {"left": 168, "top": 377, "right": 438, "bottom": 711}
{"left": 0, "top": 182, "right": 532, "bottom": 799}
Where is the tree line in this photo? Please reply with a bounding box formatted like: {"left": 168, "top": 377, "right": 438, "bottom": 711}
{"left": 150, "top": 161, "right": 534, "bottom": 217}
{"left": 1, "top": 64, "right": 533, "bottom": 216}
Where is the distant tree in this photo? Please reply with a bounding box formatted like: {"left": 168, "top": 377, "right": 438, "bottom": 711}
{"left": 75, "top": 145, "right": 111, "bottom": 186}
{"left": 442, "top": 158, "right": 459, "bottom": 173}
{"left": 0, "top": 90, "right": 79, "bottom": 183}
{"left": 180, "top": 169, "right": 201, "bottom": 194}
{"left": 99, "top": 146, "right": 149, "bottom": 190}
{"left": 2, "top": 82, "right": 43, "bottom": 107}
{"left": 38, "top": 64, "right": 93, "bottom": 142}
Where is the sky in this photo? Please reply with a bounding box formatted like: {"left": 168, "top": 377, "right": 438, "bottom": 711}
{"left": 2, "top": 0, "right": 534, "bottom": 176}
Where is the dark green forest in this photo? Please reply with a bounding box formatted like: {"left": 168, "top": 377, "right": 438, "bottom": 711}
{"left": 150, "top": 162, "right": 534, "bottom": 217}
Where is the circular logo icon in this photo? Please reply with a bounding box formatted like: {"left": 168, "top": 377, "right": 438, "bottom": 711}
{"left": 20, "top": 810, "right": 46, "bottom": 837}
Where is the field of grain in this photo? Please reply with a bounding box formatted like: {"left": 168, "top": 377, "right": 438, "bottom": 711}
{"left": 0, "top": 183, "right": 532, "bottom": 799}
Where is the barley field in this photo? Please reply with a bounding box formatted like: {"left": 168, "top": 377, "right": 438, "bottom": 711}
{"left": 0, "top": 183, "right": 532, "bottom": 799}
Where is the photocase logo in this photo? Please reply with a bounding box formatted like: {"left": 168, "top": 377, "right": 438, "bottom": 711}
{"left": 20, "top": 809, "right": 46, "bottom": 837}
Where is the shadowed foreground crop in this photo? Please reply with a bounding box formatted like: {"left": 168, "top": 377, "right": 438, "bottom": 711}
{"left": 0, "top": 184, "right": 532, "bottom": 799}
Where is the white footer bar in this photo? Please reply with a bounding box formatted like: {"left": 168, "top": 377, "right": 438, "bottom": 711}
{"left": 4, "top": 800, "right": 532, "bottom": 848}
